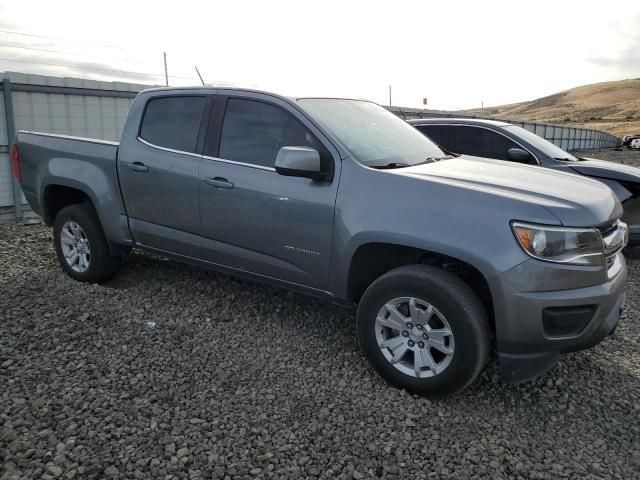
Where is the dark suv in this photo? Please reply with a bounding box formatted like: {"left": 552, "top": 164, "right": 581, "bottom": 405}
{"left": 410, "top": 118, "right": 640, "bottom": 245}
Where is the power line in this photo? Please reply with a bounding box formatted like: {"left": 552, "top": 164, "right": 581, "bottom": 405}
{"left": 0, "top": 43, "right": 150, "bottom": 66}
{"left": 0, "top": 29, "right": 129, "bottom": 51}
{"left": 0, "top": 57, "right": 201, "bottom": 82}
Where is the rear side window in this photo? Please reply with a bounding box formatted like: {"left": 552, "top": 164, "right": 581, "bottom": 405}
{"left": 139, "top": 96, "right": 206, "bottom": 153}
{"left": 218, "top": 98, "right": 329, "bottom": 168}
{"left": 416, "top": 125, "right": 455, "bottom": 151}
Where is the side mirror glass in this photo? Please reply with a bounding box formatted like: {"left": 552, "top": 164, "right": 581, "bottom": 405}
{"left": 507, "top": 147, "right": 532, "bottom": 163}
{"left": 275, "top": 146, "right": 327, "bottom": 180}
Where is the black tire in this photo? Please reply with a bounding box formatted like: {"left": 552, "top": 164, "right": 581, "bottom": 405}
{"left": 53, "top": 203, "right": 121, "bottom": 283}
{"left": 356, "top": 265, "right": 490, "bottom": 398}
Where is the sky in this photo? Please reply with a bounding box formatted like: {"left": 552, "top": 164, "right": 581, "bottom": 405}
{"left": 0, "top": 0, "right": 639, "bottom": 110}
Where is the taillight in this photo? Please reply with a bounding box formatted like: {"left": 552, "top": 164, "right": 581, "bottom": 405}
{"left": 10, "top": 144, "right": 21, "bottom": 182}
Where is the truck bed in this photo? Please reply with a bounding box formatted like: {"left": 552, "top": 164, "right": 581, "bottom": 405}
{"left": 16, "top": 131, "right": 128, "bottom": 243}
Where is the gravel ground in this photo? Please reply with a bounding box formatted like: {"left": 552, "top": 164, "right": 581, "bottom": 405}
{"left": 573, "top": 147, "right": 640, "bottom": 166}
{"left": 1, "top": 221, "right": 639, "bottom": 480}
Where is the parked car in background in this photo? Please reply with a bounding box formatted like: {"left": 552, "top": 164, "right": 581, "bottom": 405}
{"left": 631, "top": 138, "right": 640, "bottom": 150}
{"left": 13, "top": 90, "right": 628, "bottom": 397}
{"left": 410, "top": 118, "right": 640, "bottom": 245}
{"left": 623, "top": 135, "right": 640, "bottom": 148}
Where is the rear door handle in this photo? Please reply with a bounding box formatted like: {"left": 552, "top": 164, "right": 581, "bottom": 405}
{"left": 204, "top": 177, "right": 234, "bottom": 189}
{"left": 126, "top": 162, "right": 149, "bottom": 172}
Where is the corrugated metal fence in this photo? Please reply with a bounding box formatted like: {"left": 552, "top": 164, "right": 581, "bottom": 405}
{"left": 0, "top": 72, "right": 142, "bottom": 219}
{"left": 0, "top": 71, "right": 622, "bottom": 219}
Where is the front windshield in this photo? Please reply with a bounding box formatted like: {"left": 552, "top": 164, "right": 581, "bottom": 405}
{"left": 298, "top": 98, "right": 447, "bottom": 167}
{"left": 503, "top": 125, "right": 578, "bottom": 161}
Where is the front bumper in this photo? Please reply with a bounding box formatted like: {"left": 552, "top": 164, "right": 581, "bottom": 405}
{"left": 492, "top": 253, "right": 627, "bottom": 383}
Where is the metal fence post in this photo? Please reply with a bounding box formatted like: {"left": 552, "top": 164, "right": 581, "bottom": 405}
{"left": 2, "top": 76, "right": 21, "bottom": 219}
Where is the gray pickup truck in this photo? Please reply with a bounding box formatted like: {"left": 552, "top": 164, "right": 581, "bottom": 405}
{"left": 14, "top": 87, "right": 628, "bottom": 397}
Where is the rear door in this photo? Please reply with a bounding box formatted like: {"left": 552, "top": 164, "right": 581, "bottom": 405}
{"left": 198, "top": 93, "right": 340, "bottom": 290}
{"left": 117, "top": 94, "right": 210, "bottom": 257}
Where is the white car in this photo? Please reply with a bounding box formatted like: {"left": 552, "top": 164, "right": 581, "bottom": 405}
{"left": 631, "top": 138, "right": 640, "bottom": 150}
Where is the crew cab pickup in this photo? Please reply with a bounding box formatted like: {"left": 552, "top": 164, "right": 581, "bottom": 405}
{"left": 13, "top": 87, "right": 628, "bottom": 397}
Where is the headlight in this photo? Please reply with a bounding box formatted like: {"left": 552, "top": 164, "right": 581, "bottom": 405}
{"left": 511, "top": 222, "right": 603, "bottom": 266}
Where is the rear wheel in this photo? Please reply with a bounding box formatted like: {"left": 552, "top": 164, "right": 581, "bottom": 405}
{"left": 53, "top": 203, "right": 121, "bottom": 283}
{"left": 357, "top": 265, "right": 490, "bottom": 397}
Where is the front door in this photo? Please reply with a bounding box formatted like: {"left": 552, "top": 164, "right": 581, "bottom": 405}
{"left": 117, "top": 95, "right": 208, "bottom": 257}
{"left": 198, "top": 95, "right": 339, "bottom": 290}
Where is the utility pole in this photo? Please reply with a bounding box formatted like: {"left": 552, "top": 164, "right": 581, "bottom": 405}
{"left": 389, "top": 85, "right": 392, "bottom": 107}
{"left": 163, "top": 52, "right": 169, "bottom": 87}
{"left": 195, "top": 66, "right": 205, "bottom": 86}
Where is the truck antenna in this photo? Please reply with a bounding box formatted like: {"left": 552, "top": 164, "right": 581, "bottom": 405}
{"left": 163, "top": 52, "right": 169, "bottom": 87}
{"left": 195, "top": 66, "right": 205, "bottom": 86}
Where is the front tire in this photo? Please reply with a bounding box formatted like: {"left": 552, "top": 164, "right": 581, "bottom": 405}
{"left": 357, "top": 265, "right": 490, "bottom": 397}
{"left": 53, "top": 203, "right": 121, "bottom": 283}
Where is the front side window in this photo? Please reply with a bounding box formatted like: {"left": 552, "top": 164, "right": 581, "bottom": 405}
{"left": 219, "top": 98, "right": 328, "bottom": 168}
{"left": 416, "top": 125, "right": 455, "bottom": 152}
{"left": 139, "top": 96, "right": 206, "bottom": 153}
{"left": 454, "top": 126, "right": 519, "bottom": 161}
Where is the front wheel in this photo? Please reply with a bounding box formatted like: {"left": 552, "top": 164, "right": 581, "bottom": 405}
{"left": 357, "top": 265, "right": 490, "bottom": 397}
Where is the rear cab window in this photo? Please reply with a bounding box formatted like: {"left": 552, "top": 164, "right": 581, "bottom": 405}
{"left": 139, "top": 96, "right": 206, "bottom": 153}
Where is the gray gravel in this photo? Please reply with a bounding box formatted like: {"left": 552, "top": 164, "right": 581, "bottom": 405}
{"left": 1, "top": 221, "right": 639, "bottom": 480}
{"left": 573, "top": 147, "right": 640, "bottom": 166}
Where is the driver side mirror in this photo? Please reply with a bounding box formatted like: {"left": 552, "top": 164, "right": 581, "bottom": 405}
{"left": 275, "top": 146, "right": 329, "bottom": 181}
{"left": 507, "top": 148, "right": 532, "bottom": 163}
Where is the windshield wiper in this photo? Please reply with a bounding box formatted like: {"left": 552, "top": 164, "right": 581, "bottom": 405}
{"left": 554, "top": 157, "right": 577, "bottom": 162}
{"left": 370, "top": 156, "right": 452, "bottom": 169}
{"left": 370, "top": 162, "right": 413, "bottom": 169}
{"left": 412, "top": 156, "right": 454, "bottom": 166}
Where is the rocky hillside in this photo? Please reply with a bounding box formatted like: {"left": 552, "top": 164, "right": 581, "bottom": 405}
{"left": 462, "top": 79, "right": 640, "bottom": 137}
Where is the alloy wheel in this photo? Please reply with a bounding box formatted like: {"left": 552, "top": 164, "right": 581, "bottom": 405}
{"left": 375, "top": 297, "right": 455, "bottom": 378}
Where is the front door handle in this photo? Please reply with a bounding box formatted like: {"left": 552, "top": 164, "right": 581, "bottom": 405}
{"left": 204, "top": 177, "right": 234, "bottom": 189}
{"left": 126, "top": 162, "right": 149, "bottom": 173}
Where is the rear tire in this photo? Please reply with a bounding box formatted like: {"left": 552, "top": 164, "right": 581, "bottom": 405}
{"left": 356, "top": 265, "right": 490, "bottom": 397}
{"left": 53, "top": 203, "right": 121, "bottom": 283}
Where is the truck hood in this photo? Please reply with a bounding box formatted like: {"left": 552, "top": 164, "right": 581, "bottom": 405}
{"left": 398, "top": 155, "right": 621, "bottom": 227}
{"left": 570, "top": 157, "right": 640, "bottom": 184}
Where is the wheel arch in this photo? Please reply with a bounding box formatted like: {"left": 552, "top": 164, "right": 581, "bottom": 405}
{"left": 43, "top": 180, "right": 130, "bottom": 256}
{"left": 43, "top": 182, "right": 95, "bottom": 226}
{"left": 345, "top": 241, "right": 496, "bottom": 334}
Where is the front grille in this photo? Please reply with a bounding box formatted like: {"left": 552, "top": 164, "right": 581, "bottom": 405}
{"left": 602, "top": 221, "right": 627, "bottom": 256}
{"left": 598, "top": 222, "right": 617, "bottom": 238}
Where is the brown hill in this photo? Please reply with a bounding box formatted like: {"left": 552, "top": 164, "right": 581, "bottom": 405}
{"left": 461, "top": 79, "right": 640, "bottom": 137}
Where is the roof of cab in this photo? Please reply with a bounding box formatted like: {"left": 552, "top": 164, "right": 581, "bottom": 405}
{"left": 136, "top": 86, "right": 377, "bottom": 104}
{"left": 138, "top": 85, "right": 289, "bottom": 98}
